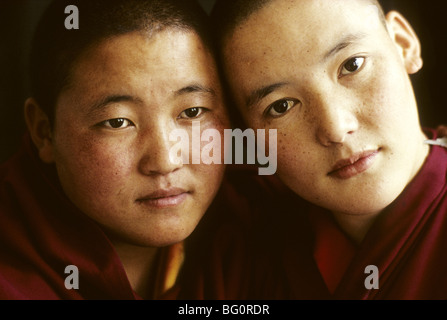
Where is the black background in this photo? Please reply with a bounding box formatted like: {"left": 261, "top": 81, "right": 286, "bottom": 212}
{"left": 0, "top": 0, "right": 446, "bottom": 162}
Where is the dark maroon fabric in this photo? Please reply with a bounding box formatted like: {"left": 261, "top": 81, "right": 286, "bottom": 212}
{"left": 177, "top": 162, "right": 305, "bottom": 300}
{"left": 309, "top": 210, "right": 357, "bottom": 294}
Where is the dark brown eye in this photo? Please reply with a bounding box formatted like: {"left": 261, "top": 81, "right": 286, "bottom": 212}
{"left": 103, "top": 118, "right": 133, "bottom": 129}
{"left": 266, "top": 99, "right": 298, "bottom": 118}
{"left": 341, "top": 57, "right": 365, "bottom": 76}
{"left": 267, "top": 99, "right": 296, "bottom": 117}
{"left": 179, "top": 107, "right": 204, "bottom": 119}
{"left": 274, "top": 101, "right": 289, "bottom": 113}
{"left": 109, "top": 118, "right": 125, "bottom": 128}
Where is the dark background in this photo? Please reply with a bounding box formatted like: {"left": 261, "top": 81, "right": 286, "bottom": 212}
{"left": 0, "top": 0, "right": 446, "bottom": 162}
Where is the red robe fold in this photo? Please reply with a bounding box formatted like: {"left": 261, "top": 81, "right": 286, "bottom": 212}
{"left": 273, "top": 128, "right": 447, "bottom": 299}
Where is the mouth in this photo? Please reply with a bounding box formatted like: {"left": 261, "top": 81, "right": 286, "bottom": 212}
{"left": 328, "top": 149, "right": 380, "bottom": 179}
{"left": 136, "top": 188, "right": 190, "bottom": 208}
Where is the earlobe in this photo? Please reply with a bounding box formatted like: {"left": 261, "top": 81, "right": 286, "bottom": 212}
{"left": 385, "top": 10, "right": 423, "bottom": 74}
{"left": 24, "top": 98, "right": 55, "bottom": 164}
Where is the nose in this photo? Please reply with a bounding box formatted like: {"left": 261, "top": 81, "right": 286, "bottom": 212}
{"left": 138, "top": 123, "right": 183, "bottom": 176}
{"left": 314, "top": 95, "right": 359, "bottom": 147}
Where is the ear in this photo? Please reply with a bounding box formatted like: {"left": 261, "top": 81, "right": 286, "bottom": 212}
{"left": 385, "top": 11, "right": 423, "bottom": 75}
{"left": 24, "top": 98, "right": 55, "bottom": 164}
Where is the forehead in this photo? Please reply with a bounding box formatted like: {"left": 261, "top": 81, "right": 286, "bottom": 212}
{"left": 226, "top": 0, "right": 384, "bottom": 58}
{"left": 68, "top": 29, "right": 216, "bottom": 95}
{"left": 246, "top": 0, "right": 382, "bottom": 31}
{"left": 223, "top": 0, "right": 387, "bottom": 91}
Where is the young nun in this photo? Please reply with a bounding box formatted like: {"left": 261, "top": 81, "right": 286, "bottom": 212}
{"left": 0, "top": 0, "right": 283, "bottom": 299}
{"left": 211, "top": 0, "right": 447, "bottom": 299}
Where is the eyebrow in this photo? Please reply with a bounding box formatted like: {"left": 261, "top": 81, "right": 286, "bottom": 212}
{"left": 322, "top": 33, "right": 367, "bottom": 62}
{"left": 245, "top": 82, "right": 289, "bottom": 109}
{"left": 88, "top": 95, "right": 142, "bottom": 116}
{"left": 174, "top": 84, "right": 216, "bottom": 97}
{"left": 87, "top": 84, "right": 216, "bottom": 115}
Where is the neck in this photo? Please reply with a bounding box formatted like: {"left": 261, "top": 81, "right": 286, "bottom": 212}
{"left": 332, "top": 211, "right": 379, "bottom": 245}
{"left": 112, "top": 240, "right": 159, "bottom": 299}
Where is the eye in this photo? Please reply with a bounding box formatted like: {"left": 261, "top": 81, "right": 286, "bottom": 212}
{"left": 266, "top": 99, "right": 297, "bottom": 117}
{"left": 340, "top": 57, "right": 365, "bottom": 77}
{"left": 101, "top": 118, "right": 134, "bottom": 129}
{"left": 340, "top": 57, "right": 365, "bottom": 76}
{"left": 179, "top": 107, "right": 205, "bottom": 119}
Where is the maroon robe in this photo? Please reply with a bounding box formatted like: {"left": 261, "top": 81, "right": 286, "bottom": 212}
{"left": 271, "top": 128, "right": 447, "bottom": 299}
{"left": 176, "top": 161, "right": 303, "bottom": 299}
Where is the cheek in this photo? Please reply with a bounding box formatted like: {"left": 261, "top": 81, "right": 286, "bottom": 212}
{"left": 361, "top": 60, "right": 414, "bottom": 128}
{"left": 182, "top": 116, "right": 227, "bottom": 203}
{"left": 275, "top": 133, "right": 319, "bottom": 187}
{"left": 197, "top": 120, "right": 227, "bottom": 181}
{"left": 198, "top": 113, "right": 230, "bottom": 161}
{"left": 53, "top": 133, "right": 135, "bottom": 203}
{"left": 192, "top": 163, "right": 225, "bottom": 194}
{"left": 184, "top": 162, "right": 225, "bottom": 224}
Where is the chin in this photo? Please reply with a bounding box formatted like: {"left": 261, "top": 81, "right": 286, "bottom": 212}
{"left": 328, "top": 191, "right": 402, "bottom": 216}
{"left": 141, "top": 225, "right": 197, "bottom": 248}
{"left": 104, "top": 220, "right": 197, "bottom": 248}
{"left": 143, "top": 234, "right": 191, "bottom": 248}
{"left": 117, "top": 233, "right": 188, "bottom": 248}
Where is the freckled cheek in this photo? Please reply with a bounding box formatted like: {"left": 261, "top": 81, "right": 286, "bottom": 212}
{"left": 277, "top": 154, "right": 300, "bottom": 175}
{"left": 187, "top": 162, "right": 224, "bottom": 212}
{"left": 191, "top": 162, "right": 224, "bottom": 194}
{"left": 276, "top": 135, "right": 314, "bottom": 179}
{"left": 363, "top": 70, "right": 410, "bottom": 123}
{"left": 55, "top": 137, "right": 136, "bottom": 198}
